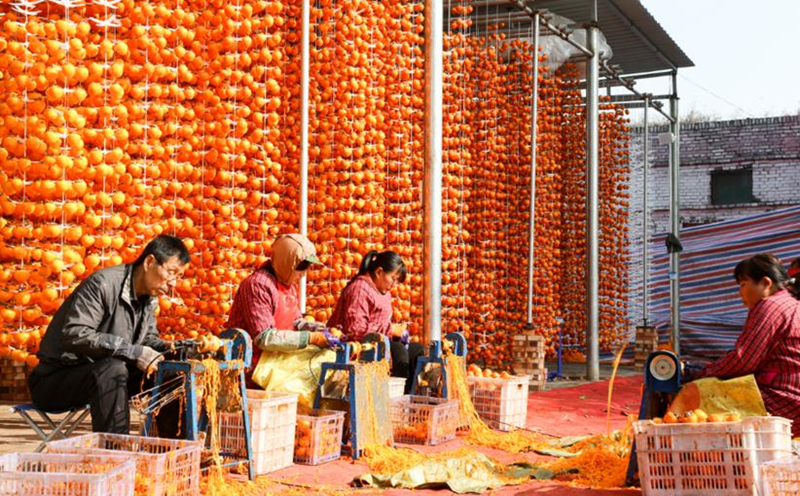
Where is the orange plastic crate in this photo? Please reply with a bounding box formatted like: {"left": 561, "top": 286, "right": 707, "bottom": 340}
{"left": 391, "top": 395, "right": 459, "bottom": 446}
{"left": 294, "top": 409, "right": 345, "bottom": 465}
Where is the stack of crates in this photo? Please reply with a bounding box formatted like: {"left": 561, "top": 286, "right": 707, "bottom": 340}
{"left": 46, "top": 433, "right": 202, "bottom": 496}
{"left": 635, "top": 326, "right": 659, "bottom": 370}
{"left": 512, "top": 333, "right": 547, "bottom": 390}
{"left": 0, "top": 357, "right": 30, "bottom": 402}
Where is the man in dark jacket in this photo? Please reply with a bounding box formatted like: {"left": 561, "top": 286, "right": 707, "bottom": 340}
{"left": 29, "top": 234, "right": 190, "bottom": 433}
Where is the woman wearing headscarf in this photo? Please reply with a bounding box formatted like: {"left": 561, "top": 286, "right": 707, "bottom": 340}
{"left": 227, "top": 234, "right": 337, "bottom": 385}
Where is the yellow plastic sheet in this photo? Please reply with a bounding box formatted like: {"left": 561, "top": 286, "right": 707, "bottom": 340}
{"left": 668, "top": 374, "right": 768, "bottom": 418}
{"left": 354, "top": 449, "right": 553, "bottom": 493}
{"left": 251, "top": 346, "right": 336, "bottom": 408}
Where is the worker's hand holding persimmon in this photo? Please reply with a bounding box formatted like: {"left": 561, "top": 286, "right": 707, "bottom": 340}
{"left": 309, "top": 329, "right": 341, "bottom": 348}
{"left": 196, "top": 334, "right": 222, "bottom": 354}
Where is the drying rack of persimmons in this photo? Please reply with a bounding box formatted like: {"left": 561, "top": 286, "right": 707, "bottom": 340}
{"left": 0, "top": 0, "right": 631, "bottom": 386}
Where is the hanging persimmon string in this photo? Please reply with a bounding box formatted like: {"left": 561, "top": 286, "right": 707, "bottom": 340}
{"left": 0, "top": 1, "right": 630, "bottom": 368}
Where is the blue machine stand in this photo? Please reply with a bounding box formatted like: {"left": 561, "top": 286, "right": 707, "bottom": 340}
{"left": 625, "top": 350, "right": 682, "bottom": 486}
{"left": 313, "top": 334, "right": 391, "bottom": 460}
{"left": 410, "top": 332, "right": 468, "bottom": 398}
{"left": 144, "top": 328, "right": 256, "bottom": 481}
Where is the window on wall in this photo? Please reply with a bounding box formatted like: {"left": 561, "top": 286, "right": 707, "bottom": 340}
{"left": 710, "top": 168, "right": 757, "bottom": 205}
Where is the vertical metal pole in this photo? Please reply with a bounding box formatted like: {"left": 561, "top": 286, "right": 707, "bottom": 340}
{"left": 526, "top": 13, "right": 541, "bottom": 327}
{"left": 299, "top": 0, "right": 310, "bottom": 313}
{"left": 642, "top": 96, "right": 650, "bottom": 325}
{"left": 585, "top": 23, "right": 600, "bottom": 381}
{"left": 423, "top": 0, "right": 444, "bottom": 343}
{"left": 669, "top": 72, "right": 681, "bottom": 354}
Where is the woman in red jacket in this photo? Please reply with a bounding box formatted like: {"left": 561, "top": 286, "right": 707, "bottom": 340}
{"left": 327, "top": 250, "right": 423, "bottom": 390}
{"left": 698, "top": 253, "right": 800, "bottom": 435}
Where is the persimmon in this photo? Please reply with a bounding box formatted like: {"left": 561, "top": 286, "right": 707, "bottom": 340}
{"left": 26, "top": 354, "right": 40, "bottom": 368}
{"left": 10, "top": 349, "right": 28, "bottom": 364}
{"left": 707, "top": 413, "right": 726, "bottom": 423}
{"left": 0, "top": 2, "right": 630, "bottom": 353}
{"left": 663, "top": 412, "right": 679, "bottom": 424}
{"left": 693, "top": 408, "right": 708, "bottom": 423}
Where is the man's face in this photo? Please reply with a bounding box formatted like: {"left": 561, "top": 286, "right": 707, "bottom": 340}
{"left": 142, "top": 255, "right": 188, "bottom": 297}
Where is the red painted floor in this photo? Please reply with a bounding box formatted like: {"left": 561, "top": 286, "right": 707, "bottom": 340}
{"left": 260, "top": 375, "right": 646, "bottom": 495}
{"left": 525, "top": 375, "right": 644, "bottom": 437}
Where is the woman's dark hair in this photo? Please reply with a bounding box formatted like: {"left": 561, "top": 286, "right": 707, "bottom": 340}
{"left": 790, "top": 257, "right": 800, "bottom": 270}
{"left": 348, "top": 250, "right": 407, "bottom": 287}
{"left": 133, "top": 235, "right": 190, "bottom": 267}
{"left": 733, "top": 253, "right": 800, "bottom": 299}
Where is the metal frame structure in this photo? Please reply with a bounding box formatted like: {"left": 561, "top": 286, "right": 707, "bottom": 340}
{"left": 423, "top": 0, "right": 446, "bottom": 345}
{"left": 299, "top": 0, "right": 311, "bottom": 313}
{"left": 585, "top": 11, "right": 601, "bottom": 379}
{"left": 296, "top": 0, "right": 692, "bottom": 377}
{"left": 525, "top": 11, "right": 541, "bottom": 328}
{"left": 462, "top": 0, "right": 689, "bottom": 378}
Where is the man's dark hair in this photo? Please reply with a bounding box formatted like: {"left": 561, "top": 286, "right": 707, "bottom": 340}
{"left": 345, "top": 250, "right": 407, "bottom": 289}
{"left": 133, "top": 235, "right": 190, "bottom": 267}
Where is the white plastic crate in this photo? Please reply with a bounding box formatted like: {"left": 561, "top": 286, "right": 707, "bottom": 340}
{"left": 46, "top": 433, "right": 201, "bottom": 496}
{"left": 467, "top": 375, "right": 529, "bottom": 431}
{"left": 388, "top": 377, "right": 407, "bottom": 399}
{"left": 217, "top": 389, "right": 297, "bottom": 475}
{"left": 0, "top": 452, "right": 135, "bottom": 496}
{"left": 761, "top": 456, "right": 800, "bottom": 496}
{"left": 634, "top": 416, "right": 793, "bottom": 496}
{"left": 294, "top": 409, "right": 345, "bottom": 465}
{"left": 391, "top": 395, "right": 459, "bottom": 446}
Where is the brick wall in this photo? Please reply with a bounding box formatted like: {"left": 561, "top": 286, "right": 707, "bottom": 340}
{"left": 626, "top": 115, "right": 800, "bottom": 330}
{"left": 630, "top": 115, "right": 800, "bottom": 234}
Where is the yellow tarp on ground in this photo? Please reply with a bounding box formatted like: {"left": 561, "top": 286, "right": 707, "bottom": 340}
{"left": 251, "top": 346, "right": 335, "bottom": 408}
{"left": 354, "top": 450, "right": 554, "bottom": 493}
{"left": 668, "top": 374, "right": 768, "bottom": 418}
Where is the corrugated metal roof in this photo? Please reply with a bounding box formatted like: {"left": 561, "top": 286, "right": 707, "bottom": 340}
{"left": 466, "top": 0, "right": 694, "bottom": 75}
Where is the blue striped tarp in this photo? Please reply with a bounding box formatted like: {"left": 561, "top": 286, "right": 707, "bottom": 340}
{"left": 649, "top": 206, "right": 800, "bottom": 358}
